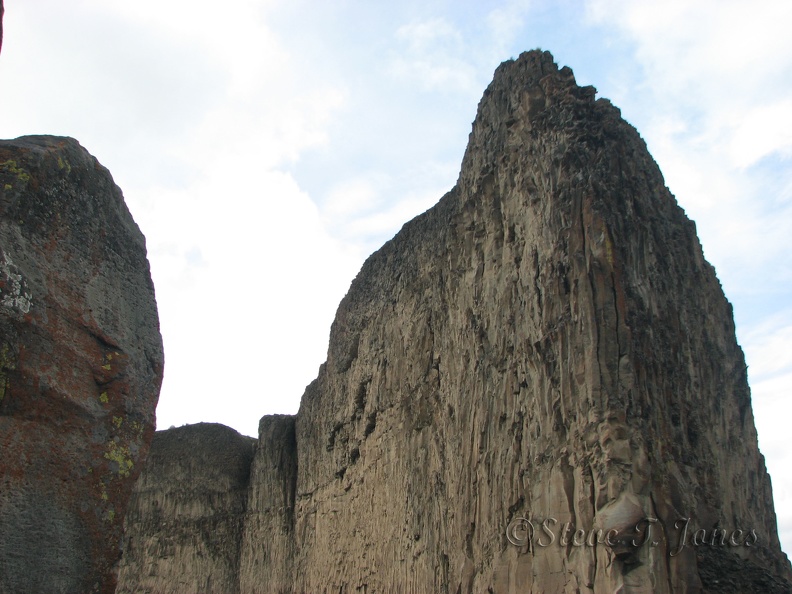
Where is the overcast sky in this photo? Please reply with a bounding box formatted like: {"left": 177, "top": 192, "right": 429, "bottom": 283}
{"left": 1, "top": 0, "right": 790, "bottom": 555}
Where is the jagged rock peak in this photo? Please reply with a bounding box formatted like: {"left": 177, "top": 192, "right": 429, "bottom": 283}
{"left": 118, "top": 50, "right": 792, "bottom": 593}
{"left": 463, "top": 50, "right": 597, "bottom": 166}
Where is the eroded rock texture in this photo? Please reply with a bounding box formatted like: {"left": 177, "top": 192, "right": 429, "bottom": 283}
{"left": 0, "top": 136, "right": 164, "bottom": 594}
{"left": 116, "top": 423, "right": 256, "bottom": 594}
{"left": 117, "top": 51, "right": 792, "bottom": 593}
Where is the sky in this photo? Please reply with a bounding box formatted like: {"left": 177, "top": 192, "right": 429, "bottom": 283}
{"left": 1, "top": 0, "right": 791, "bottom": 556}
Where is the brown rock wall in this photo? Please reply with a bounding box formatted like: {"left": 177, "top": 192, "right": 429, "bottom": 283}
{"left": 280, "top": 50, "right": 790, "bottom": 593}
{"left": 116, "top": 51, "right": 792, "bottom": 593}
{"left": 116, "top": 423, "right": 255, "bottom": 594}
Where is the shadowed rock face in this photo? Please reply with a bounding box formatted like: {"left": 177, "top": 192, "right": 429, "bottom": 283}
{"left": 117, "top": 50, "right": 792, "bottom": 593}
{"left": 0, "top": 136, "right": 164, "bottom": 594}
{"left": 116, "top": 417, "right": 294, "bottom": 594}
{"left": 116, "top": 423, "right": 257, "bottom": 594}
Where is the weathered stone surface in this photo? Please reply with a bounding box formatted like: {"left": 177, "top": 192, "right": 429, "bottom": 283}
{"left": 118, "top": 417, "right": 296, "bottom": 594}
{"left": 238, "top": 415, "right": 297, "bottom": 594}
{"left": 1, "top": 0, "right": 4, "bottom": 55}
{"left": 117, "top": 50, "right": 792, "bottom": 593}
{"left": 0, "top": 136, "right": 164, "bottom": 594}
{"left": 116, "top": 423, "right": 255, "bottom": 594}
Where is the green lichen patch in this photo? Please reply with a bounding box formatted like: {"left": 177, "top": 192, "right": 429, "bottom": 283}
{"left": 130, "top": 419, "right": 144, "bottom": 440}
{"left": 104, "top": 439, "right": 134, "bottom": 477}
{"left": 0, "top": 160, "right": 32, "bottom": 186}
{"left": 57, "top": 156, "right": 72, "bottom": 175}
{"left": 101, "top": 352, "right": 116, "bottom": 371}
{"left": 98, "top": 481, "right": 109, "bottom": 501}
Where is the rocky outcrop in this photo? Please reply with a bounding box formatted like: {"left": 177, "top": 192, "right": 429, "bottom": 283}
{"left": 117, "top": 51, "right": 792, "bottom": 593}
{"left": 0, "top": 136, "right": 164, "bottom": 594}
{"left": 116, "top": 424, "right": 256, "bottom": 594}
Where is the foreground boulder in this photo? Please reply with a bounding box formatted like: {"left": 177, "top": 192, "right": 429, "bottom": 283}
{"left": 118, "top": 50, "right": 791, "bottom": 593}
{"left": 0, "top": 136, "right": 164, "bottom": 594}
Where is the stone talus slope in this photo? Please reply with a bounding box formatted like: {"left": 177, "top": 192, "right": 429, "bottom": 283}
{"left": 117, "top": 50, "right": 792, "bottom": 593}
{"left": 0, "top": 136, "right": 164, "bottom": 594}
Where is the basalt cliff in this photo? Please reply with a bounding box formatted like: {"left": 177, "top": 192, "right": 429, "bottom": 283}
{"left": 0, "top": 136, "right": 164, "bottom": 593}
{"left": 117, "top": 50, "right": 792, "bottom": 593}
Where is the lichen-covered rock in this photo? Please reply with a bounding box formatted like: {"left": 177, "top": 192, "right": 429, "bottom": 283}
{"left": 0, "top": 136, "right": 164, "bottom": 594}
{"left": 117, "top": 51, "right": 792, "bottom": 593}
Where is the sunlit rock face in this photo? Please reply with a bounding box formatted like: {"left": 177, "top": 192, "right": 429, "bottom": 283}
{"left": 117, "top": 50, "right": 792, "bottom": 593}
{"left": 0, "top": 136, "right": 164, "bottom": 594}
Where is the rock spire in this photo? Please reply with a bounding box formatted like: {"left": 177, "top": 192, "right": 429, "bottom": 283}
{"left": 117, "top": 50, "right": 792, "bottom": 593}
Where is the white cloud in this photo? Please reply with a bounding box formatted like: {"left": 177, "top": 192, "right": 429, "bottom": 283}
{"left": 0, "top": 0, "right": 358, "bottom": 438}
{"left": 141, "top": 165, "right": 362, "bottom": 436}
{"left": 323, "top": 176, "right": 387, "bottom": 219}
{"left": 729, "top": 100, "right": 792, "bottom": 169}
{"left": 585, "top": 0, "right": 792, "bottom": 165}
{"left": 485, "top": 0, "right": 533, "bottom": 59}
{"left": 390, "top": 18, "right": 478, "bottom": 92}
{"left": 396, "top": 18, "right": 463, "bottom": 53}
{"left": 743, "top": 318, "right": 792, "bottom": 380}
{"left": 318, "top": 171, "right": 452, "bottom": 259}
